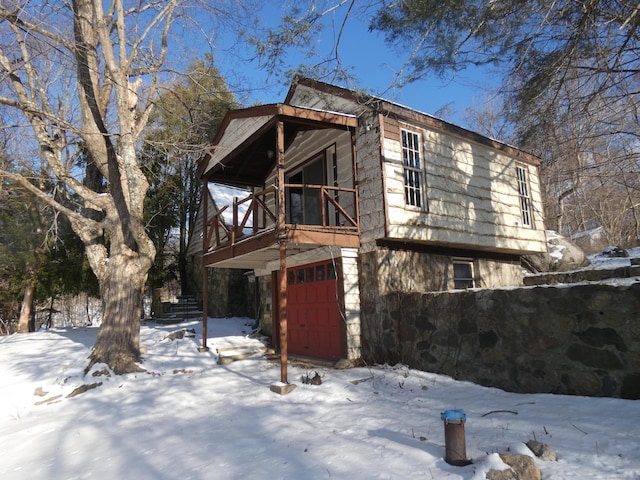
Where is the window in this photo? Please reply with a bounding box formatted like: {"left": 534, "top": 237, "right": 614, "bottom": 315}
{"left": 453, "top": 260, "right": 474, "bottom": 289}
{"left": 286, "top": 154, "right": 325, "bottom": 225}
{"left": 402, "top": 129, "right": 423, "bottom": 208}
{"left": 516, "top": 165, "right": 533, "bottom": 227}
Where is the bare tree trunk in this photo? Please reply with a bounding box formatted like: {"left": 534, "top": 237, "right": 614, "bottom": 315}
{"left": 88, "top": 253, "right": 147, "bottom": 374}
{"left": 17, "top": 276, "right": 36, "bottom": 333}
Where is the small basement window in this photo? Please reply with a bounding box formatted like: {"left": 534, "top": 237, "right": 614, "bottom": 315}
{"left": 453, "top": 260, "right": 475, "bottom": 289}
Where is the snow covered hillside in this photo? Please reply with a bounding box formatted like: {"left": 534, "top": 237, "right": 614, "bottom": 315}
{"left": 1, "top": 318, "right": 639, "bottom": 479}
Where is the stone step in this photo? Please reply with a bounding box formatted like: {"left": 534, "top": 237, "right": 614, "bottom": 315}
{"left": 168, "top": 303, "right": 199, "bottom": 311}
{"left": 152, "top": 317, "right": 185, "bottom": 325}
{"left": 166, "top": 310, "right": 203, "bottom": 319}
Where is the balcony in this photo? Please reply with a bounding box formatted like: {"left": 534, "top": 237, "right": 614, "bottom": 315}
{"left": 202, "top": 183, "right": 360, "bottom": 269}
{"left": 198, "top": 103, "right": 360, "bottom": 270}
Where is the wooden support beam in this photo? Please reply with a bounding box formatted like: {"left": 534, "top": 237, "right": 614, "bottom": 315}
{"left": 199, "top": 183, "right": 210, "bottom": 353}
{"left": 274, "top": 119, "right": 294, "bottom": 393}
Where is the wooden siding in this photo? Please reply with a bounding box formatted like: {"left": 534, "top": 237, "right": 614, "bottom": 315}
{"left": 381, "top": 120, "right": 547, "bottom": 254}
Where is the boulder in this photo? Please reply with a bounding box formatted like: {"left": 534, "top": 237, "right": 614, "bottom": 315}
{"left": 525, "top": 440, "right": 557, "bottom": 461}
{"left": 523, "top": 231, "right": 589, "bottom": 273}
{"left": 486, "top": 469, "right": 516, "bottom": 480}
{"left": 486, "top": 454, "right": 541, "bottom": 480}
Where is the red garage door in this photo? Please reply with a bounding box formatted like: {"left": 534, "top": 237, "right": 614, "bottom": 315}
{"left": 286, "top": 259, "right": 343, "bottom": 360}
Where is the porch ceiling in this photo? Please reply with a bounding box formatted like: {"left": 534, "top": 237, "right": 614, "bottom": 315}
{"left": 204, "top": 242, "right": 320, "bottom": 270}
{"left": 199, "top": 104, "right": 358, "bottom": 187}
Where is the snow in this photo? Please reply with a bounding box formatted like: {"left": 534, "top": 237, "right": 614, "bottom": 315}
{"left": 208, "top": 183, "right": 251, "bottom": 226}
{"left": 2, "top": 318, "right": 640, "bottom": 479}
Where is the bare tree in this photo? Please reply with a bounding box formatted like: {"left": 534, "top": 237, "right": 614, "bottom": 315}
{"left": 0, "top": 0, "right": 250, "bottom": 372}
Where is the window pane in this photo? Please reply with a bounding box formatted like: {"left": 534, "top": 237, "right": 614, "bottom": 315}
{"left": 454, "top": 263, "right": 472, "bottom": 278}
{"left": 453, "top": 261, "right": 474, "bottom": 289}
{"left": 316, "top": 265, "right": 325, "bottom": 281}
{"left": 296, "top": 269, "right": 305, "bottom": 284}
{"left": 306, "top": 267, "right": 315, "bottom": 283}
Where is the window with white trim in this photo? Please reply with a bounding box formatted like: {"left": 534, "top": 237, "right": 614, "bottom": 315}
{"left": 516, "top": 164, "right": 533, "bottom": 227}
{"left": 453, "top": 260, "right": 475, "bottom": 289}
{"left": 401, "top": 129, "right": 423, "bottom": 208}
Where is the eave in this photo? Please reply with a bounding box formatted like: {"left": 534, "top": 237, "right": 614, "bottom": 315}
{"left": 198, "top": 103, "right": 358, "bottom": 187}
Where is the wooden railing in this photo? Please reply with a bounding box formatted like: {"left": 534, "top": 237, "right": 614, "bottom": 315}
{"left": 204, "top": 184, "right": 358, "bottom": 252}
{"left": 285, "top": 183, "right": 358, "bottom": 229}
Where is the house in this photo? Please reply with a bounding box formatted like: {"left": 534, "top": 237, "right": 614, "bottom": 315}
{"left": 195, "top": 78, "right": 547, "bottom": 366}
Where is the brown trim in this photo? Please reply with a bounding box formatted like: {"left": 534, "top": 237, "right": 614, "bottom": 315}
{"left": 376, "top": 238, "right": 521, "bottom": 263}
{"left": 382, "top": 116, "right": 401, "bottom": 142}
{"left": 379, "top": 103, "right": 540, "bottom": 166}
{"left": 286, "top": 226, "right": 360, "bottom": 248}
{"left": 377, "top": 112, "right": 390, "bottom": 238}
{"left": 350, "top": 129, "right": 360, "bottom": 232}
{"left": 203, "top": 229, "right": 279, "bottom": 266}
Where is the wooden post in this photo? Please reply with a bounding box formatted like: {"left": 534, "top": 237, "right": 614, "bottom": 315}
{"left": 199, "top": 182, "right": 210, "bottom": 352}
{"left": 278, "top": 240, "right": 288, "bottom": 383}
{"left": 270, "top": 119, "right": 296, "bottom": 395}
{"left": 351, "top": 127, "right": 360, "bottom": 232}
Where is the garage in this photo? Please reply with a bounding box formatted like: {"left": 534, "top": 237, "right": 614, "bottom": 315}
{"left": 285, "top": 259, "right": 344, "bottom": 360}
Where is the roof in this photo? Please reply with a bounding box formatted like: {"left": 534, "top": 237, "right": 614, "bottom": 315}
{"left": 198, "top": 103, "right": 358, "bottom": 186}
{"left": 285, "top": 78, "right": 541, "bottom": 166}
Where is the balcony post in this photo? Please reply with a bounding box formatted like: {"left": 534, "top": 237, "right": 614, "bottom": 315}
{"left": 351, "top": 126, "right": 360, "bottom": 232}
{"left": 199, "top": 181, "right": 209, "bottom": 352}
{"left": 270, "top": 118, "right": 295, "bottom": 395}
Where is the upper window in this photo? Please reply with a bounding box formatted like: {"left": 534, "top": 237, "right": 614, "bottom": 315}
{"left": 516, "top": 165, "right": 533, "bottom": 227}
{"left": 401, "top": 129, "right": 423, "bottom": 208}
{"left": 453, "top": 260, "right": 475, "bottom": 289}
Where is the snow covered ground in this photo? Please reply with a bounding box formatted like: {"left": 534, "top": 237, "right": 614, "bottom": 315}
{"left": 1, "top": 317, "right": 639, "bottom": 480}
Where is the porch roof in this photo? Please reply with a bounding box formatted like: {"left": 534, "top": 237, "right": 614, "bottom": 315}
{"left": 198, "top": 103, "right": 358, "bottom": 187}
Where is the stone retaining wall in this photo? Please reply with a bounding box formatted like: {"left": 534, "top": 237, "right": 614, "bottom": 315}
{"left": 360, "top": 282, "right": 640, "bottom": 399}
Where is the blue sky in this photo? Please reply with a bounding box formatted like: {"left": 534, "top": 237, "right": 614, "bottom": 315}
{"left": 210, "top": 2, "right": 500, "bottom": 129}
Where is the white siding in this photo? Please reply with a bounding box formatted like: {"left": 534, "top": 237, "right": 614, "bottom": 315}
{"left": 382, "top": 124, "right": 547, "bottom": 254}
{"left": 340, "top": 248, "right": 361, "bottom": 360}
